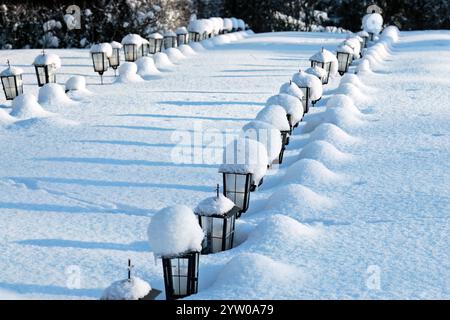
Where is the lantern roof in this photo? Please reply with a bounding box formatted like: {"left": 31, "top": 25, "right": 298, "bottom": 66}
{"left": 305, "top": 65, "right": 327, "bottom": 79}
{"left": 219, "top": 137, "right": 268, "bottom": 181}
{"left": 278, "top": 82, "right": 304, "bottom": 102}
{"left": 309, "top": 48, "right": 335, "bottom": 63}
{"left": 242, "top": 120, "right": 282, "bottom": 163}
{"left": 176, "top": 27, "right": 188, "bottom": 35}
{"left": 194, "top": 194, "right": 236, "bottom": 217}
{"left": 1, "top": 66, "right": 23, "bottom": 77}
{"left": 237, "top": 19, "right": 246, "bottom": 30}
{"left": 149, "top": 32, "right": 163, "bottom": 39}
{"left": 337, "top": 44, "right": 355, "bottom": 54}
{"left": 90, "top": 43, "right": 113, "bottom": 57}
{"left": 110, "top": 41, "right": 123, "bottom": 49}
{"left": 101, "top": 277, "right": 151, "bottom": 300}
{"left": 357, "top": 30, "right": 370, "bottom": 37}
{"left": 121, "top": 34, "right": 144, "bottom": 46}
{"left": 223, "top": 18, "right": 233, "bottom": 31}
{"left": 147, "top": 205, "right": 204, "bottom": 257}
{"left": 292, "top": 71, "right": 323, "bottom": 101}
{"left": 164, "top": 30, "right": 177, "bottom": 37}
{"left": 230, "top": 17, "right": 239, "bottom": 29}
{"left": 256, "top": 104, "right": 291, "bottom": 132}
{"left": 33, "top": 53, "right": 61, "bottom": 68}
{"left": 267, "top": 93, "right": 304, "bottom": 125}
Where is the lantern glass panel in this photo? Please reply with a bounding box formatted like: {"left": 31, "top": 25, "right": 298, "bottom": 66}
{"left": 108, "top": 48, "right": 120, "bottom": 69}
{"left": 164, "top": 37, "right": 177, "bottom": 49}
{"left": 92, "top": 52, "right": 108, "bottom": 73}
{"left": 223, "top": 173, "right": 251, "bottom": 213}
{"left": 162, "top": 252, "right": 199, "bottom": 300}
{"left": 2, "top": 76, "right": 15, "bottom": 100}
{"left": 124, "top": 44, "right": 138, "bottom": 62}
{"left": 177, "top": 34, "right": 187, "bottom": 45}
{"left": 337, "top": 52, "right": 350, "bottom": 74}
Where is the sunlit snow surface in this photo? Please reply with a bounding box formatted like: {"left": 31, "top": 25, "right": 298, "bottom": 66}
{"left": 0, "top": 31, "right": 449, "bottom": 299}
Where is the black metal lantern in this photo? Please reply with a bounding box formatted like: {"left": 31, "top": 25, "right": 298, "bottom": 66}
{"left": 163, "top": 32, "right": 177, "bottom": 49}
{"left": 33, "top": 52, "right": 59, "bottom": 87}
{"left": 298, "top": 86, "right": 310, "bottom": 114}
{"left": 141, "top": 40, "right": 150, "bottom": 57}
{"left": 149, "top": 33, "right": 163, "bottom": 54}
{"left": 1, "top": 61, "right": 23, "bottom": 100}
{"left": 189, "top": 31, "right": 201, "bottom": 43}
{"left": 310, "top": 50, "right": 332, "bottom": 85}
{"left": 221, "top": 171, "right": 252, "bottom": 216}
{"left": 91, "top": 51, "right": 109, "bottom": 85}
{"left": 176, "top": 28, "right": 189, "bottom": 46}
{"left": 336, "top": 50, "right": 352, "bottom": 76}
{"left": 108, "top": 45, "right": 121, "bottom": 76}
{"left": 162, "top": 251, "right": 199, "bottom": 300}
{"left": 123, "top": 44, "right": 139, "bottom": 62}
{"left": 195, "top": 188, "right": 239, "bottom": 254}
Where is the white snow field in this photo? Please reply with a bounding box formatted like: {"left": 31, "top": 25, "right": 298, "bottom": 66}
{"left": 0, "top": 30, "right": 449, "bottom": 299}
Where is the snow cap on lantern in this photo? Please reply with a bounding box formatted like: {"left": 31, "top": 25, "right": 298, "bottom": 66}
{"left": 195, "top": 194, "right": 235, "bottom": 217}
{"left": 32, "top": 52, "right": 61, "bottom": 86}
{"left": 292, "top": 70, "right": 323, "bottom": 101}
{"left": 255, "top": 104, "right": 290, "bottom": 133}
{"left": 101, "top": 277, "right": 152, "bottom": 300}
{"left": 147, "top": 205, "right": 204, "bottom": 257}
{"left": 305, "top": 66, "right": 327, "bottom": 82}
{"left": 278, "top": 82, "right": 304, "bottom": 102}
{"left": 267, "top": 93, "right": 304, "bottom": 126}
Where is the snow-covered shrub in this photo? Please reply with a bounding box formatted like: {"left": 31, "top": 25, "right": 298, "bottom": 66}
{"left": 242, "top": 120, "right": 282, "bottom": 164}
{"left": 0, "top": 108, "right": 15, "bottom": 125}
{"left": 11, "top": 93, "right": 53, "bottom": 119}
{"left": 266, "top": 93, "right": 304, "bottom": 126}
{"left": 147, "top": 205, "right": 204, "bottom": 257}
{"left": 38, "top": 83, "right": 73, "bottom": 106}
{"left": 219, "top": 138, "right": 268, "bottom": 187}
{"left": 255, "top": 105, "right": 290, "bottom": 133}
{"left": 101, "top": 277, "right": 151, "bottom": 300}
{"left": 136, "top": 57, "right": 160, "bottom": 77}
{"left": 116, "top": 62, "right": 144, "bottom": 83}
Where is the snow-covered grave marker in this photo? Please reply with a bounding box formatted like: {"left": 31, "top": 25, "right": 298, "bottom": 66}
{"left": 219, "top": 138, "right": 268, "bottom": 215}
{"left": 101, "top": 259, "right": 161, "bottom": 300}
{"left": 90, "top": 43, "right": 112, "bottom": 84}
{"left": 309, "top": 48, "right": 338, "bottom": 84}
{"left": 147, "top": 205, "right": 203, "bottom": 300}
{"left": 194, "top": 185, "right": 240, "bottom": 254}
{"left": 32, "top": 50, "right": 61, "bottom": 87}
{"left": 1, "top": 60, "right": 24, "bottom": 101}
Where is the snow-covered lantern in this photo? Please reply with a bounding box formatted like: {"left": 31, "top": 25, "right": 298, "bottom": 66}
{"left": 305, "top": 66, "right": 327, "bottom": 85}
{"left": 309, "top": 48, "right": 334, "bottom": 84}
{"left": 344, "top": 38, "right": 361, "bottom": 60}
{"left": 176, "top": 27, "right": 189, "bottom": 46}
{"left": 188, "top": 20, "right": 203, "bottom": 42}
{"left": 121, "top": 34, "right": 142, "bottom": 62}
{"left": 357, "top": 30, "right": 370, "bottom": 49}
{"left": 147, "top": 205, "right": 203, "bottom": 300}
{"left": 109, "top": 41, "right": 122, "bottom": 76}
{"left": 292, "top": 70, "right": 323, "bottom": 110}
{"left": 230, "top": 17, "right": 239, "bottom": 32}
{"left": 1, "top": 61, "right": 23, "bottom": 100}
{"left": 90, "top": 43, "right": 112, "bottom": 85}
{"left": 336, "top": 44, "right": 353, "bottom": 76}
{"left": 237, "top": 19, "right": 246, "bottom": 31}
{"left": 141, "top": 38, "right": 150, "bottom": 57}
{"left": 194, "top": 187, "right": 239, "bottom": 254}
{"left": 101, "top": 259, "right": 161, "bottom": 300}
{"left": 222, "top": 18, "right": 233, "bottom": 34}
{"left": 163, "top": 30, "right": 177, "bottom": 49}
{"left": 256, "top": 104, "right": 291, "bottom": 151}
{"left": 219, "top": 138, "right": 268, "bottom": 214}
{"left": 149, "top": 33, "right": 164, "bottom": 54}
{"left": 275, "top": 85, "right": 305, "bottom": 129}
{"left": 32, "top": 51, "right": 61, "bottom": 87}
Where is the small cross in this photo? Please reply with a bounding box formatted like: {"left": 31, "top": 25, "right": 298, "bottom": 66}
{"left": 6, "top": 59, "right": 10, "bottom": 68}
{"left": 215, "top": 184, "right": 220, "bottom": 198}
{"left": 127, "top": 259, "right": 134, "bottom": 281}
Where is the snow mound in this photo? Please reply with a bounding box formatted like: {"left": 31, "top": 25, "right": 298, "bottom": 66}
{"left": 340, "top": 73, "right": 371, "bottom": 91}
{"left": 194, "top": 194, "right": 235, "bottom": 216}
{"left": 381, "top": 26, "right": 400, "bottom": 43}
{"left": 309, "top": 123, "right": 358, "bottom": 146}
{"left": 255, "top": 104, "right": 290, "bottom": 132}
{"left": 136, "top": 57, "right": 160, "bottom": 77}
{"left": 298, "top": 140, "right": 352, "bottom": 165}
{"left": 201, "top": 38, "right": 215, "bottom": 49}
{"left": 147, "top": 205, "right": 204, "bottom": 257}
{"left": 212, "top": 35, "right": 231, "bottom": 46}
{"left": 33, "top": 53, "right": 61, "bottom": 69}
{"left": 201, "top": 252, "right": 300, "bottom": 299}
{"left": 223, "top": 18, "right": 233, "bottom": 32}
{"left": 284, "top": 159, "right": 344, "bottom": 187}
{"left": 344, "top": 38, "right": 361, "bottom": 58}
{"left": 325, "top": 94, "right": 363, "bottom": 116}
{"left": 266, "top": 94, "right": 304, "bottom": 125}
{"left": 65, "top": 76, "right": 86, "bottom": 91}
{"left": 154, "top": 52, "right": 175, "bottom": 70}
{"left": 242, "top": 120, "right": 282, "bottom": 164}
{"left": 357, "top": 58, "right": 372, "bottom": 73}
{"left": 11, "top": 93, "right": 53, "bottom": 119}
{"left": 116, "top": 62, "right": 144, "bottom": 83}
{"left": 292, "top": 71, "right": 323, "bottom": 101}
{"left": 336, "top": 83, "right": 368, "bottom": 104}
{"left": 324, "top": 106, "right": 365, "bottom": 130}
{"left": 279, "top": 81, "right": 304, "bottom": 102}
{"left": 101, "top": 277, "right": 151, "bottom": 300}
{"left": 190, "top": 42, "right": 206, "bottom": 52}
{"left": 164, "top": 48, "right": 186, "bottom": 63}
{"left": 219, "top": 138, "right": 268, "bottom": 186}
{"left": 0, "top": 108, "right": 15, "bottom": 125}
{"left": 38, "top": 83, "right": 74, "bottom": 106}
{"left": 265, "top": 184, "right": 334, "bottom": 215}
{"left": 178, "top": 44, "right": 197, "bottom": 56}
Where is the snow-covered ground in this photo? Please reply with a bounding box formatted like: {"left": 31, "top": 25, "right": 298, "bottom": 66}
{"left": 0, "top": 30, "right": 449, "bottom": 299}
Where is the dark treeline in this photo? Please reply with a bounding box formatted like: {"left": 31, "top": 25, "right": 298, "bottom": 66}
{"left": 0, "top": 0, "right": 449, "bottom": 49}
